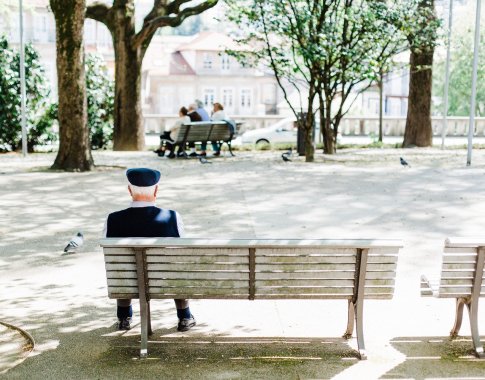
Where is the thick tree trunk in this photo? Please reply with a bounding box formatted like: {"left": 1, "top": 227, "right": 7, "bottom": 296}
{"left": 50, "top": 0, "right": 94, "bottom": 171}
{"left": 111, "top": 5, "right": 144, "bottom": 151}
{"left": 403, "top": 49, "right": 434, "bottom": 147}
{"left": 403, "top": 0, "right": 436, "bottom": 148}
{"left": 113, "top": 44, "right": 143, "bottom": 150}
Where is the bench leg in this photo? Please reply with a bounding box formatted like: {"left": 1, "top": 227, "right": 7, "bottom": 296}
{"left": 354, "top": 296, "right": 366, "bottom": 360}
{"left": 343, "top": 300, "right": 354, "bottom": 339}
{"left": 343, "top": 299, "right": 366, "bottom": 360}
{"left": 227, "top": 141, "right": 235, "bottom": 156}
{"left": 147, "top": 300, "right": 153, "bottom": 336}
{"left": 139, "top": 298, "right": 149, "bottom": 358}
{"left": 466, "top": 299, "right": 485, "bottom": 358}
{"left": 450, "top": 297, "right": 467, "bottom": 338}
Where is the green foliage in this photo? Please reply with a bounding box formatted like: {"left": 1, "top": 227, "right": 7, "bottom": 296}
{"left": 0, "top": 35, "right": 56, "bottom": 152}
{"left": 225, "top": 0, "right": 425, "bottom": 155}
{"left": 433, "top": 4, "right": 485, "bottom": 117}
{"left": 85, "top": 53, "right": 114, "bottom": 150}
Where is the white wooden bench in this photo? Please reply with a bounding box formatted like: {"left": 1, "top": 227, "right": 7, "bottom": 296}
{"left": 100, "top": 238, "right": 403, "bottom": 359}
{"left": 421, "top": 237, "right": 485, "bottom": 358}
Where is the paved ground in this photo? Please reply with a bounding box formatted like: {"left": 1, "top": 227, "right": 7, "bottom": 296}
{"left": 1, "top": 147, "right": 485, "bottom": 379}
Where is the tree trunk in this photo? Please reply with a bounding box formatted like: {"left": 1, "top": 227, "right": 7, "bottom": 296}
{"left": 323, "top": 96, "right": 335, "bottom": 154}
{"left": 50, "top": 0, "right": 94, "bottom": 171}
{"left": 403, "top": 0, "right": 436, "bottom": 148}
{"left": 403, "top": 48, "right": 434, "bottom": 147}
{"left": 111, "top": 7, "right": 144, "bottom": 151}
{"left": 378, "top": 71, "right": 384, "bottom": 143}
{"left": 303, "top": 87, "right": 316, "bottom": 162}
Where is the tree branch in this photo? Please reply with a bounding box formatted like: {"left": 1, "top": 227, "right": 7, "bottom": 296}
{"left": 133, "top": 0, "right": 218, "bottom": 49}
{"left": 85, "top": 2, "right": 111, "bottom": 27}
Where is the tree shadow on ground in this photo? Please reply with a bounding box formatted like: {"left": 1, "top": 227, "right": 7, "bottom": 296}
{"left": 382, "top": 336, "right": 485, "bottom": 380}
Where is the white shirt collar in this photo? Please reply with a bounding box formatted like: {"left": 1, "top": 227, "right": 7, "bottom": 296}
{"left": 130, "top": 201, "right": 156, "bottom": 208}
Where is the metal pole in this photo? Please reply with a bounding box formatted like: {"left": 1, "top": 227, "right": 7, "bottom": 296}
{"left": 19, "top": 0, "right": 28, "bottom": 157}
{"left": 441, "top": 0, "right": 453, "bottom": 149}
{"left": 467, "top": 0, "right": 481, "bottom": 166}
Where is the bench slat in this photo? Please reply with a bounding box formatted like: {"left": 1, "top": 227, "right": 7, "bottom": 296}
{"left": 147, "top": 248, "right": 248, "bottom": 256}
{"left": 108, "top": 287, "right": 138, "bottom": 295}
{"left": 256, "top": 263, "right": 356, "bottom": 271}
{"left": 148, "top": 271, "right": 248, "bottom": 280}
{"left": 256, "top": 279, "right": 354, "bottom": 287}
{"left": 106, "top": 271, "right": 137, "bottom": 279}
{"left": 104, "top": 255, "right": 136, "bottom": 263}
{"left": 443, "top": 254, "right": 478, "bottom": 263}
{"left": 256, "top": 256, "right": 356, "bottom": 264}
{"left": 149, "top": 279, "right": 249, "bottom": 288}
{"left": 150, "top": 294, "right": 249, "bottom": 299}
{"left": 105, "top": 263, "right": 136, "bottom": 271}
{"left": 256, "top": 271, "right": 355, "bottom": 279}
{"left": 148, "top": 263, "right": 249, "bottom": 271}
{"left": 147, "top": 255, "right": 248, "bottom": 264}
{"left": 442, "top": 263, "right": 478, "bottom": 270}
{"left": 148, "top": 287, "right": 250, "bottom": 296}
{"left": 255, "top": 286, "right": 354, "bottom": 295}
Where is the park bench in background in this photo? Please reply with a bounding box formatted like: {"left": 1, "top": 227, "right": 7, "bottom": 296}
{"left": 421, "top": 237, "right": 485, "bottom": 358}
{"left": 100, "top": 238, "right": 403, "bottom": 359}
{"left": 164, "top": 121, "right": 236, "bottom": 157}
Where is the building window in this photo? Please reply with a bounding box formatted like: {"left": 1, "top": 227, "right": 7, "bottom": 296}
{"left": 221, "top": 88, "right": 234, "bottom": 108}
{"left": 240, "top": 89, "right": 252, "bottom": 111}
{"left": 203, "top": 88, "right": 215, "bottom": 108}
{"left": 203, "top": 53, "right": 213, "bottom": 69}
{"left": 221, "top": 53, "right": 230, "bottom": 70}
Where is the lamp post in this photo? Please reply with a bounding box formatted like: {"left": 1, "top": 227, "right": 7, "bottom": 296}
{"left": 19, "top": 0, "right": 27, "bottom": 157}
{"left": 441, "top": 0, "right": 453, "bottom": 149}
{"left": 467, "top": 0, "right": 481, "bottom": 166}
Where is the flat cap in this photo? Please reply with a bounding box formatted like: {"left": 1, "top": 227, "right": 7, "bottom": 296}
{"left": 126, "top": 168, "right": 160, "bottom": 187}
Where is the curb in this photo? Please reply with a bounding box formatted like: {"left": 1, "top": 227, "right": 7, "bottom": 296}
{"left": 0, "top": 320, "right": 35, "bottom": 374}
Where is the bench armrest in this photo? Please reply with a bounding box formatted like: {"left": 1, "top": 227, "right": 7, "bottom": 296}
{"left": 421, "top": 275, "right": 435, "bottom": 297}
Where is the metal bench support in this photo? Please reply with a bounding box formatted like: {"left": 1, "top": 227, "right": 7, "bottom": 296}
{"left": 134, "top": 248, "right": 151, "bottom": 358}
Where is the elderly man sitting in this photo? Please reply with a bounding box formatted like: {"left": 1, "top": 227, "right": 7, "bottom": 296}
{"left": 103, "top": 168, "right": 196, "bottom": 331}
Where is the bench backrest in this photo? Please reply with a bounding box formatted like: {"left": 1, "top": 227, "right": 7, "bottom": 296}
{"left": 174, "top": 121, "right": 231, "bottom": 144}
{"left": 436, "top": 238, "right": 485, "bottom": 298}
{"left": 101, "top": 238, "right": 402, "bottom": 301}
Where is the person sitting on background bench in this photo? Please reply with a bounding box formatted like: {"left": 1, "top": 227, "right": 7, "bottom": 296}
{"left": 200, "top": 102, "right": 226, "bottom": 157}
{"left": 103, "top": 168, "right": 196, "bottom": 332}
{"left": 164, "top": 107, "right": 191, "bottom": 159}
{"left": 186, "top": 103, "right": 202, "bottom": 157}
{"left": 155, "top": 107, "right": 190, "bottom": 158}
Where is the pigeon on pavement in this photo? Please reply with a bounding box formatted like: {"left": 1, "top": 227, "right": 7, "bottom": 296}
{"left": 400, "top": 157, "right": 410, "bottom": 167}
{"left": 199, "top": 157, "right": 212, "bottom": 164}
{"left": 64, "top": 232, "right": 84, "bottom": 253}
{"left": 281, "top": 148, "right": 292, "bottom": 162}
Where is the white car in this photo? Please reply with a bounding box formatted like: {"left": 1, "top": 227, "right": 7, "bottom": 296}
{"left": 240, "top": 118, "right": 298, "bottom": 146}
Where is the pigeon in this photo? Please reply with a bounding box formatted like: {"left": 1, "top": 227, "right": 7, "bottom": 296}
{"left": 64, "top": 232, "right": 84, "bottom": 253}
{"left": 400, "top": 157, "right": 410, "bottom": 167}
{"left": 199, "top": 157, "right": 212, "bottom": 164}
{"left": 281, "top": 148, "right": 292, "bottom": 162}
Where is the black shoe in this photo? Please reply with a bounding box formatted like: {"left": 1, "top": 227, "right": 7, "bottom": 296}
{"left": 199, "top": 152, "right": 206, "bottom": 157}
{"left": 177, "top": 315, "right": 196, "bottom": 332}
{"left": 188, "top": 152, "right": 198, "bottom": 157}
{"left": 157, "top": 150, "right": 165, "bottom": 157}
{"left": 178, "top": 151, "right": 187, "bottom": 158}
{"left": 118, "top": 317, "right": 132, "bottom": 330}
{"left": 213, "top": 151, "right": 220, "bottom": 157}
{"left": 168, "top": 152, "right": 175, "bottom": 159}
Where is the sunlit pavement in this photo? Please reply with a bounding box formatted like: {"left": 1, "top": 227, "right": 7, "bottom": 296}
{"left": 1, "top": 148, "right": 485, "bottom": 379}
